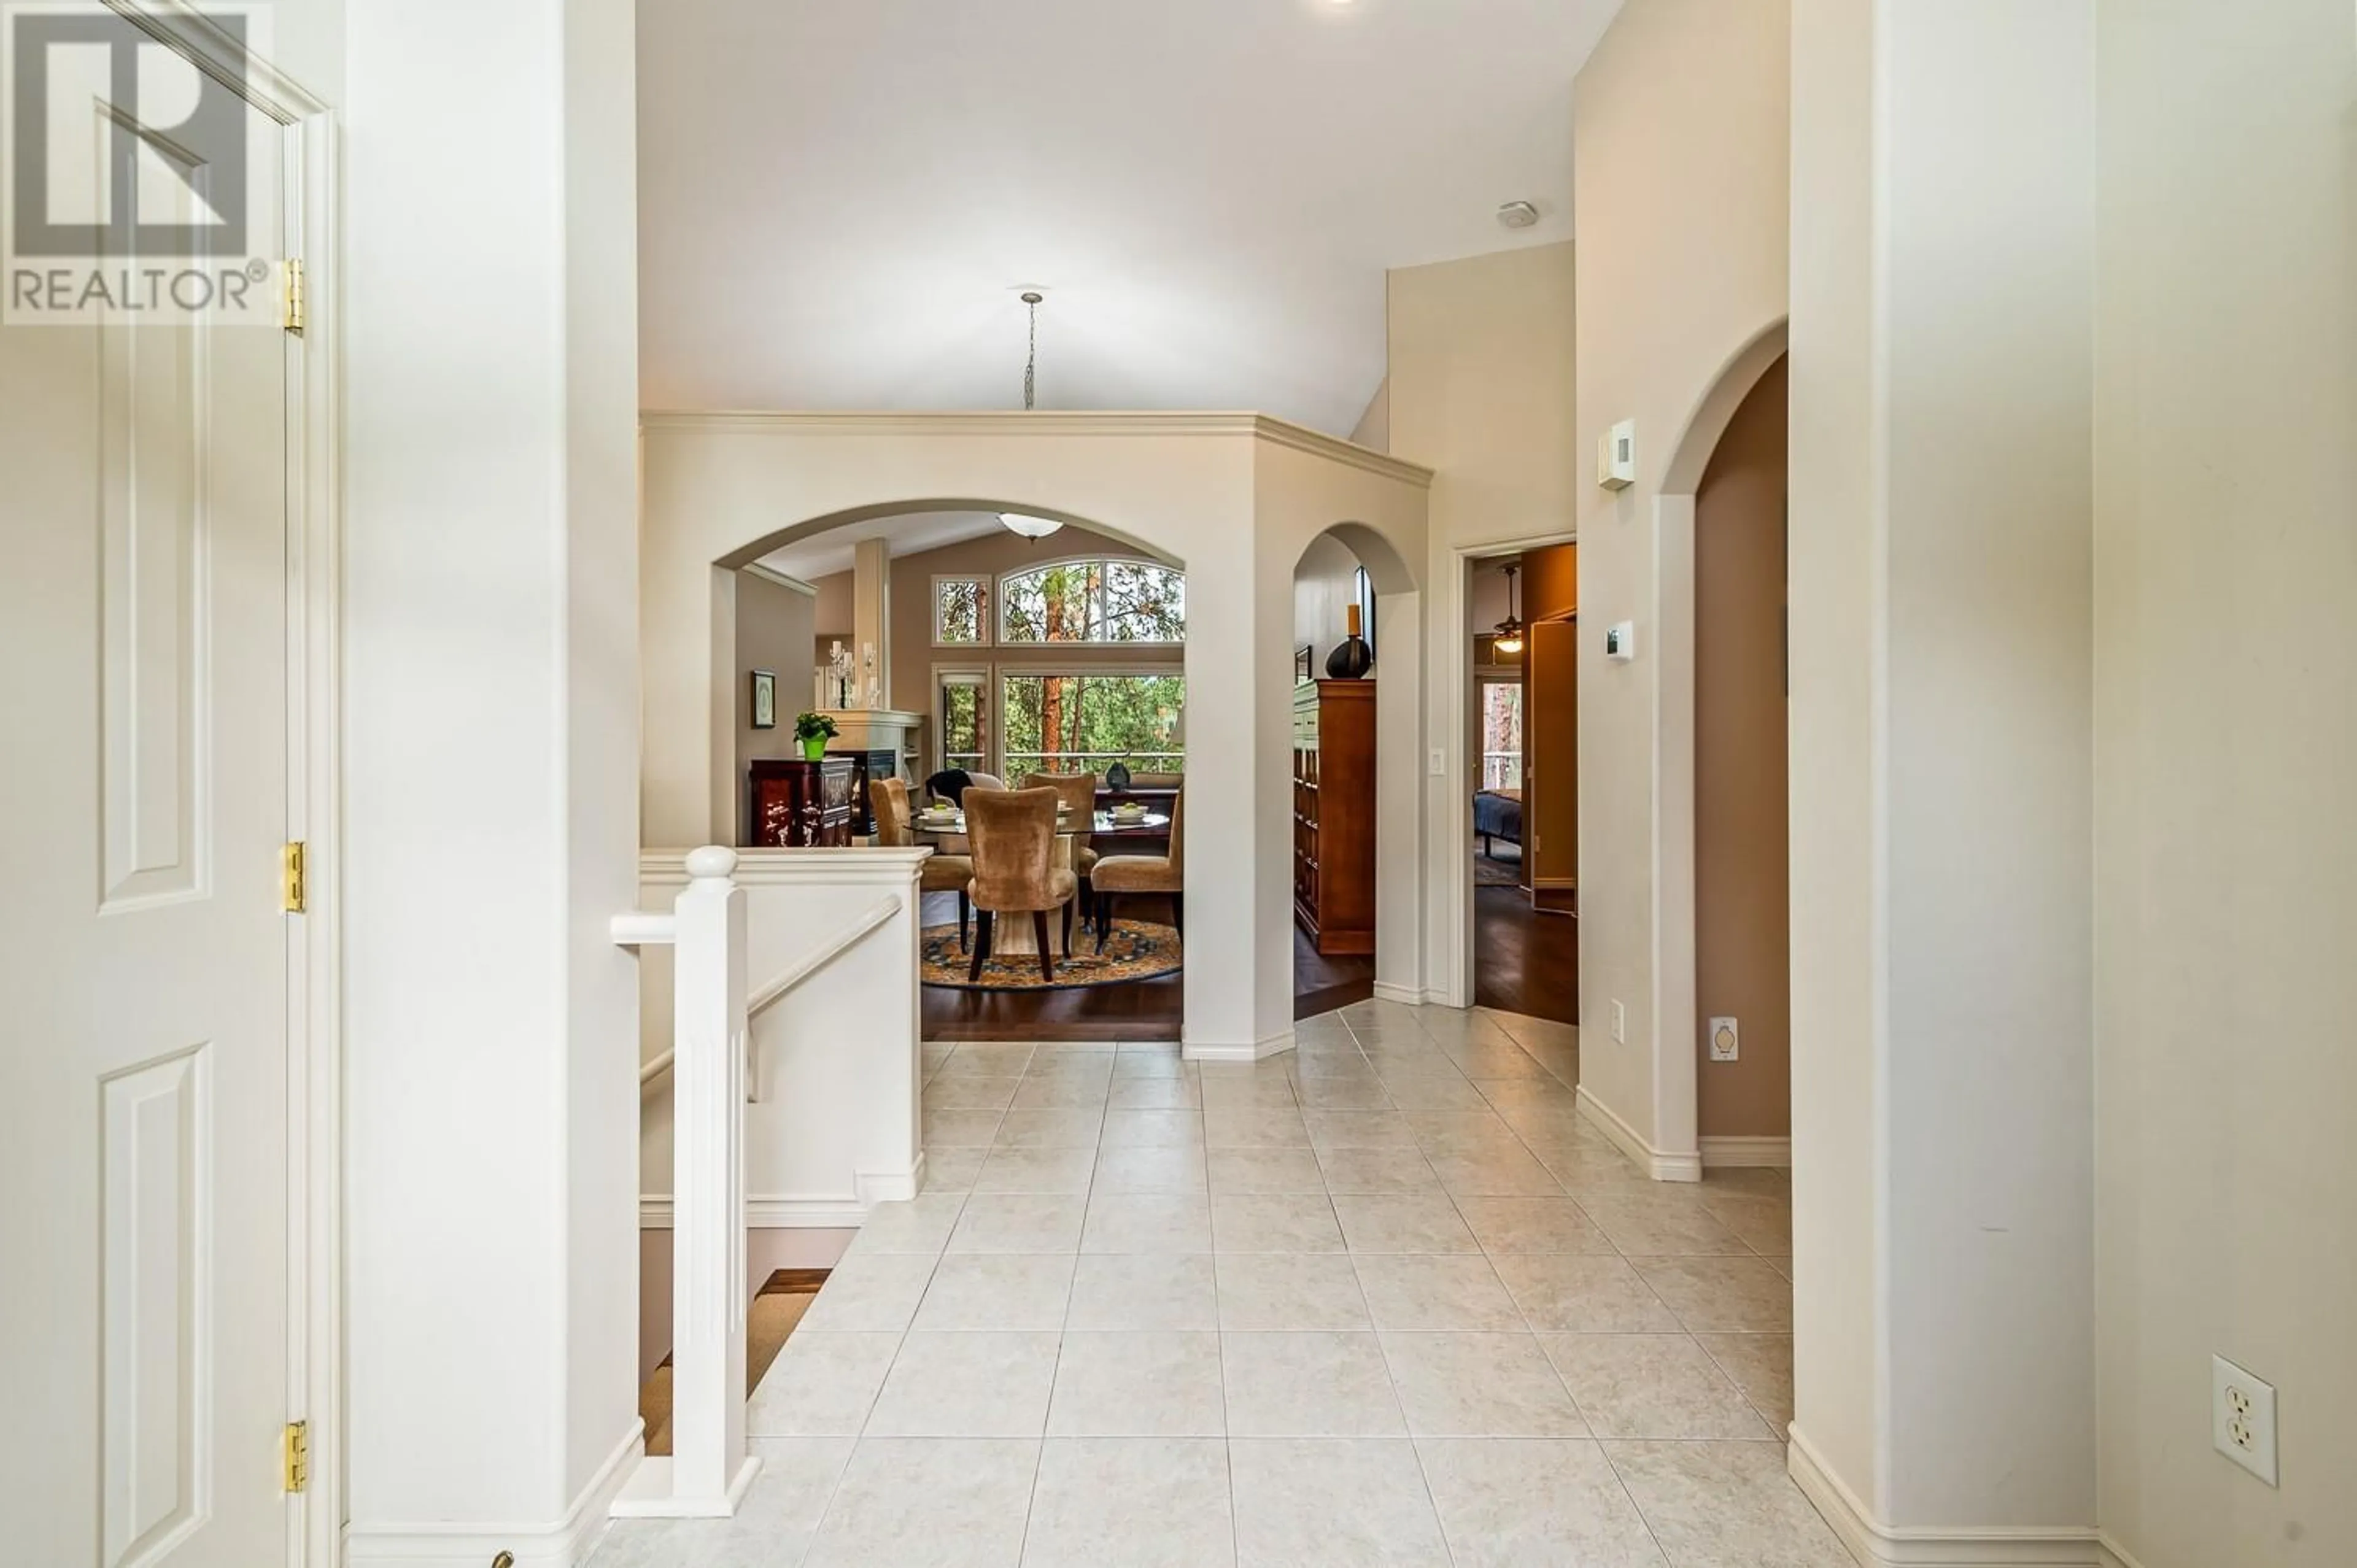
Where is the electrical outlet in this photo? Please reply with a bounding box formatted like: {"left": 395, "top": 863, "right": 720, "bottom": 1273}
{"left": 1708, "top": 1017, "right": 1740, "bottom": 1062}
{"left": 1609, "top": 1000, "right": 1626, "bottom": 1045}
{"left": 2212, "top": 1355, "right": 2279, "bottom": 1486}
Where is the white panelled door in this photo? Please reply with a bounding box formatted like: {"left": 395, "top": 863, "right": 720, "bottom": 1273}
{"left": 0, "top": 87, "right": 301, "bottom": 1568}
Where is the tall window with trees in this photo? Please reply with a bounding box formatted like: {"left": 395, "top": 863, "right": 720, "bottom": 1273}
{"left": 1000, "top": 560, "right": 1185, "bottom": 644}
{"left": 1001, "top": 672, "right": 1186, "bottom": 776}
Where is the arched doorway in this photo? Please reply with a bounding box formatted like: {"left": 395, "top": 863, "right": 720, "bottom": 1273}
{"left": 718, "top": 502, "right": 1194, "bottom": 1042}
{"left": 1651, "top": 319, "right": 1790, "bottom": 1173}
{"left": 1285, "top": 522, "right": 1423, "bottom": 1021}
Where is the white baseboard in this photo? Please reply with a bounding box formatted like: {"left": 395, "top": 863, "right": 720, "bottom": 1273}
{"left": 1371, "top": 981, "right": 1434, "bottom": 1006}
{"left": 1185, "top": 1027, "right": 1296, "bottom": 1064}
{"left": 641, "top": 1194, "right": 872, "bottom": 1229}
{"left": 1787, "top": 1426, "right": 2104, "bottom": 1566}
{"left": 608, "top": 1451, "right": 764, "bottom": 1520}
{"left": 349, "top": 1421, "right": 641, "bottom": 1567}
{"left": 1576, "top": 1085, "right": 1703, "bottom": 1182}
{"left": 855, "top": 1153, "right": 924, "bottom": 1205}
{"left": 1700, "top": 1134, "right": 1792, "bottom": 1168}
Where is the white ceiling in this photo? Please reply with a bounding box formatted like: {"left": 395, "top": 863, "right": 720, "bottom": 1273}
{"left": 757, "top": 510, "right": 1008, "bottom": 584}
{"left": 638, "top": 0, "right": 1622, "bottom": 435}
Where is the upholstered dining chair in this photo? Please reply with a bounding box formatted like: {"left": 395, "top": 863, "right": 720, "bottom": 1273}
{"left": 1091, "top": 787, "right": 1183, "bottom": 954}
{"left": 962, "top": 786, "right": 1078, "bottom": 983}
{"left": 872, "top": 777, "right": 976, "bottom": 950}
{"left": 1021, "top": 771, "right": 1101, "bottom": 927}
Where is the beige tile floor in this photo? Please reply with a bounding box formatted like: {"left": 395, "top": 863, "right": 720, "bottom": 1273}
{"left": 588, "top": 1002, "right": 1850, "bottom": 1568}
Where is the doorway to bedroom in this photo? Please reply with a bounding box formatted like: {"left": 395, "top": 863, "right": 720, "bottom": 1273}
{"left": 1468, "top": 547, "right": 1578, "bottom": 1023}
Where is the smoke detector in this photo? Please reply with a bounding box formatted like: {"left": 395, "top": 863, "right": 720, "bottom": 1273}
{"left": 1496, "top": 200, "right": 1540, "bottom": 231}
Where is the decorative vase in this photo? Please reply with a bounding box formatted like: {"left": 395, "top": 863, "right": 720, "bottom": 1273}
{"left": 1325, "top": 603, "right": 1374, "bottom": 679}
{"left": 801, "top": 736, "right": 828, "bottom": 761}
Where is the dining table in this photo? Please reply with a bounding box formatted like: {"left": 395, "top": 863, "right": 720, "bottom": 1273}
{"left": 910, "top": 808, "right": 1172, "bottom": 957}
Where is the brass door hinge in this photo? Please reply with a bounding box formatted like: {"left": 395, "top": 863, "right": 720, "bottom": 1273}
{"left": 282, "top": 842, "right": 307, "bottom": 914}
{"left": 283, "top": 1420, "right": 310, "bottom": 1493}
{"left": 282, "top": 258, "right": 306, "bottom": 336}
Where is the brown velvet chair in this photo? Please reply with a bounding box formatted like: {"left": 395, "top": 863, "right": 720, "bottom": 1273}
{"left": 963, "top": 786, "right": 1079, "bottom": 983}
{"left": 872, "top": 777, "right": 975, "bottom": 950}
{"left": 1021, "top": 771, "right": 1101, "bottom": 925}
{"left": 1091, "top": 787, "right": 1183, "bottom": 954}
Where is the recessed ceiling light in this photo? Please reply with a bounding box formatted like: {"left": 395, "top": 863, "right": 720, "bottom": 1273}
{"left": 1497, "top": 201, "right": 1540, "bottom": 230}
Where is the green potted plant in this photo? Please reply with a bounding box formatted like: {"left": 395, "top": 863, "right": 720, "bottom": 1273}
{"left": 793, "top": 711, "right": 838, "bottom": 762}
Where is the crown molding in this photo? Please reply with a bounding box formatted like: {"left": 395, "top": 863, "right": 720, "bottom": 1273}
{"left": 1248, "top": 412, "right": 1434, "bottom": 488}
{"left": 636, "top": 409, "right": 1433, "bottom": 488}
{"left": 741, "top": 562, "right": 818, "bottom": 595}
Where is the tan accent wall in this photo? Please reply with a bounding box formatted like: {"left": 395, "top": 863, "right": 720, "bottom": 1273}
{"left": 2093, "top": 3, "right": 2357, "bottom": 1561}
{"left": 811, "top": 569, "right": 854, "bottom": 662}
{"left": 733, "top": 570, "right": 816, "bottom": 838}
{"left": 1693, "top": 358, "right": 1787, "bottom": 1139}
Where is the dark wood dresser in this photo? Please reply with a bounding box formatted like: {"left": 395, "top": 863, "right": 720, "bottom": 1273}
{"left": 1292, "top": 679, "right": 1377, "bottom": 956}
{"left": 746, "top": 757, "right": 857, "bottom": 848}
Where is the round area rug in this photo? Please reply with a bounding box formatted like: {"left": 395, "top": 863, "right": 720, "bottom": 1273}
{"left": 921, "top": 920, "right": 1183, "bottom": 992}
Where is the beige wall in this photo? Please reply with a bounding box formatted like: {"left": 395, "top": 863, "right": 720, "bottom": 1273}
{"left": 638, "top": 414, "right": 1429, "bottom": 1056}
{"left": 1571, "top": 0, "right": 1790, "bottom": 1158}
{"left": 2093, "top": 3, "right": 2357, "bottom": 1562}
{"left": 1693, "top": 358, "right": 1788, "bottom": 1140}
{"left": 1349, "top": 378, "right": 1390, "bottom": 454}
{"left": 882, "top": 524, "right": 1181, "bottom": 744}
{"left": 733, "top": 571, "right": 816, "bottom": 836}
{"left": 1293, "top": 531, "right": 1363, "bottom": 667}
{"left": 1386, "top": 239, "right": 1577, "bottom": 1006}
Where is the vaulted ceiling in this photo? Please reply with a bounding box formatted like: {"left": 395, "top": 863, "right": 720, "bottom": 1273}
{"left": 637, "top": 0, "right": 1621, "bottom": 435}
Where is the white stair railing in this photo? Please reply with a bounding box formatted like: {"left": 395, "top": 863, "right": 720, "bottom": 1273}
{"left": 607, "top": 845, "right": 756, "bottom": 1519}
{"left": 637, "top": 892, "right": 903, "bottom": 1100}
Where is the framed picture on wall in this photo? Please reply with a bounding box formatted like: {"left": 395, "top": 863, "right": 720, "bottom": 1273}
{"left": 751, "top": 670, "right": 778, "bottom": 729}
{"left": 1294, "top": 645, "right": 1314, "bottom": 684}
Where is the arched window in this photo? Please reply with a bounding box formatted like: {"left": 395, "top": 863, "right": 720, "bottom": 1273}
{"left": 999, "top": 558, "right": 1185, "bottom": 644}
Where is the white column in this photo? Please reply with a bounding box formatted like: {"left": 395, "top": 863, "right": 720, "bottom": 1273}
{"left": 1788, "top": 0, "right": 2097, "bottom": 1553}
{"left": 341, "top": 0, "right": 643, "bottom": 1556}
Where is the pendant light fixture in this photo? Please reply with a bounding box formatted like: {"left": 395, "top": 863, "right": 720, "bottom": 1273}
{"left": 1000, "top": 290, "right": 1065, "bottom": 542}
{"left": 1492, "top": 562, "right": 1526, "bottom": 655}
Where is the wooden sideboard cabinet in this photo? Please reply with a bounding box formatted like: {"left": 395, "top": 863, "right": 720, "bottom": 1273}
{"left": 746, "top": 757, "right": 857, "bottom": 848}
{"left": 1292, "top": 679, "right": 1376, "bottom": 956}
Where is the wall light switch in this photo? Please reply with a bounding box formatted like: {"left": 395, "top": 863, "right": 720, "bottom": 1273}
{"left": 1429, "top": 748, "right": 1446, "bottom": 777}
{"left": 1609, "top": 1000, "right": 1627, "bottom": 1045}
{"left": 1605, "top": 622, "right": 1636, "bottom": 662}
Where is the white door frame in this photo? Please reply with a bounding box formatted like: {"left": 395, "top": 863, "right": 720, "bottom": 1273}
{"left": 1433, "top": 530, "right": 1576, "bottom": 1011}
{"left": 107, "top": 6, "right": 344, "bottom": 1562}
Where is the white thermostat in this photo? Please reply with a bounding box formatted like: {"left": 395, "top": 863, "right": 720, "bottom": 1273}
{"left": 1597, "top": 420, "right": 1636, "bottom": 490}
{"left": 1605, "top": 620, "right": 1636, "bottom": 662}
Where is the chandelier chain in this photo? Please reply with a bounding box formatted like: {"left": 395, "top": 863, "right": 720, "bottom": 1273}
{"left": 1021, "top": 291, "right": 1042, "bottom": 411}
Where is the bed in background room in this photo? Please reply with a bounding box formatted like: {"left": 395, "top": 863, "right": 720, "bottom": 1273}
{"left": 1474, "top": 787, "right": 1523, "bottom": 858}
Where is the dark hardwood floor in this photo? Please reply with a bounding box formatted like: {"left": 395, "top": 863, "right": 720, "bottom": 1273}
{"left": 918, "top": 890, "right": 1374, "bottom": 1041}
{"left": 1294, "top": 924, "right": 1375, "bottom": 1021}
{"left": 1473, "top": 879, "right": 1579, "bottom": 1024}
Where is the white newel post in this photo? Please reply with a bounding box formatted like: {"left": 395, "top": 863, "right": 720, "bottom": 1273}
{"left": 616, "top": 844, "right": 759, "bottom": 1517}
